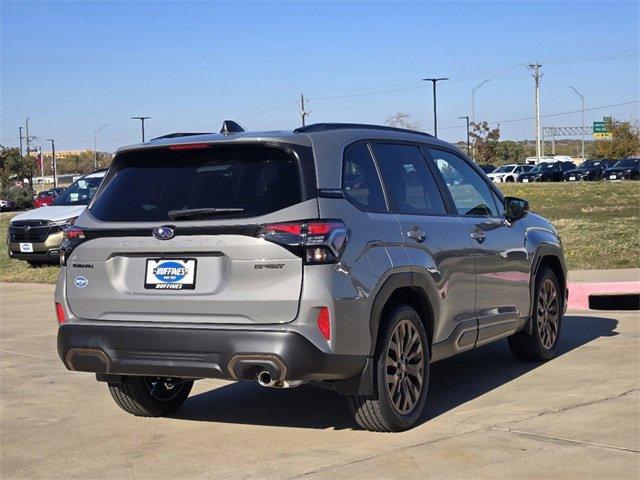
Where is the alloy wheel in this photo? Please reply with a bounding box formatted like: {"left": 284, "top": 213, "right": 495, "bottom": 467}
{"left": 537, "top": 279, "right": 559, "bottom": 349}
{"left": 386, "top": 320, "right": 425, "bottom": 414}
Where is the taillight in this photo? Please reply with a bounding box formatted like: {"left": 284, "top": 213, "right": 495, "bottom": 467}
{"left": 60, "top": 226, "right": 86, "bottom": 266}
{"left": 317, "top": 307, "right": 331, "bottom": 341}
{"left": 55, "top": 303, "right": 66, "bottom": 324}
{"left": 258, "top": 220, "right": 348, "bottom": 265}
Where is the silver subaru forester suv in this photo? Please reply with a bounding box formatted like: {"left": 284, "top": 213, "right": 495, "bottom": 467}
{"left": 55, "top": 122, "right": 567, "bottom": 432}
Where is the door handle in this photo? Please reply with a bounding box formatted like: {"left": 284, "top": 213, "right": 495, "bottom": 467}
{"left": 407, "top": 227, "right": 427, "bottom": 243}
{"left": 470, "top": 231, "right": 486, "bottom": 243}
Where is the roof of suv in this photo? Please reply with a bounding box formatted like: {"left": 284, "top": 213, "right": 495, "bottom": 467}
{"left": 117, "top": 122, "right": 450, "bottom": 154}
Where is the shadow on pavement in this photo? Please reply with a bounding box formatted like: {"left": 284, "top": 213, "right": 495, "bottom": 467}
{"left": 175, "top": 315, "right": 618, "bottom": 430}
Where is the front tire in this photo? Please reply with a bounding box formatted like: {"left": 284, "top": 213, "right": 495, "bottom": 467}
{"left": 347, "top": 305, "right": 430, "bottom": 432}
{"left": 509, "top": 268, "right": 562, "bottom": 361}
{"left": 108, "top": 376, "right": 193, "bottom": 417}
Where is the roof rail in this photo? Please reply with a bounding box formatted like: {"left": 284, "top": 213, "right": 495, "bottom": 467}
{"left": 149, "top": 132, "right": 213, "bottom": 141}
{"left": 294, "top": 123, "right": 433, "bottom": 137}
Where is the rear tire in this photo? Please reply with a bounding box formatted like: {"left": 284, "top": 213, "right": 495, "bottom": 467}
{"left": 347, "top": 304, "right": 430, "bottom": 432}
{"left": 108, "top": 376, "right": 193, "bottom": 417}
{"left": 509, "top": 268, "right": 562, "bottom": 362}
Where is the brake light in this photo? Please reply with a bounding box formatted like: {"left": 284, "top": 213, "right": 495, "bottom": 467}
{"left": 168, "top": 143, "right": 211, "bottom": 150}
{"left": 258, "top": 220, "right": 348, "bottom": 265}
{"left": 317, "top": 307, "right": 331, "bottom": 340}
{"left": 55, "top": 303, "right": 66, "bottom": 324}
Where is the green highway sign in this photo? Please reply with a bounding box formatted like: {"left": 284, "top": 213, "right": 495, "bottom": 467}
{"left": 593, "top": 121, "right": 609, "bottom": 133}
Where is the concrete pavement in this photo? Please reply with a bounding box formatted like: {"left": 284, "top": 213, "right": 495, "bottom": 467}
{"left": 0, "top": 283, "right": 638, "bottom": 479}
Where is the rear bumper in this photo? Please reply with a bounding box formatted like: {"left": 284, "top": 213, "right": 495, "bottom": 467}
{"left": 57, "top": 324, "right": 367, "bottom": 382}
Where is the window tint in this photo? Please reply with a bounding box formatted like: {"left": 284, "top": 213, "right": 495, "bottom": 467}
{"left": 372, "top": 143, "right": 446, "bottom": 215}
{"left": 90, "top": 146, "right": 301, "bottom": 221}
{"left": 427, "top": 148, "right": 498, "bottom": 217}
{"left": 342, "top": 143, "right": 386, "bottom": 212}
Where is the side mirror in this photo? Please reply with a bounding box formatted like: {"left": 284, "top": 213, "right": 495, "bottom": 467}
{"left": 504, "top": 196, "right": 529, "bottom": 222}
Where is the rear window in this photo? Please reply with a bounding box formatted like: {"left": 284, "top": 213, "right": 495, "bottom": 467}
{"left": 90, "top": 146, "right": 302, "bottom": 222}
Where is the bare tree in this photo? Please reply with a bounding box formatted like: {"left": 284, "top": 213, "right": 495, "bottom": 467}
{"left": 385, "top": 112, "right": 420, "bottom": 131}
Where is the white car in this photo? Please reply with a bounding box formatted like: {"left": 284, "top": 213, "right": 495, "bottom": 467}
{"left": 487, "top": 164, "right": 534, "bottom": 183}
{"left": 7, "top": 170, "right": 106, "bottom": 265}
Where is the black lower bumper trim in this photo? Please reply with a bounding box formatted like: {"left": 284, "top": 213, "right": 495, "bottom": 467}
{"left": 57, "top": 324, "right": 366, "bottom": 382}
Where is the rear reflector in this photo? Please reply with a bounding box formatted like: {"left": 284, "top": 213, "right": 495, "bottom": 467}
{"left": 55, "top": 303, "right": 66, "bottom": 324}
{"left": 317, "top": 307, "right": 331, "bottom": 341}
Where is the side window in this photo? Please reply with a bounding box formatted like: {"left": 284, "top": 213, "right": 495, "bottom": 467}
{"left": 427, "top": 148, "right": 499, "bottom": 217}
{"left": 371, "top": 143, "right": 446, "bottom": 215}
{"left": 342, "top": 143, "right": 387, "bottom": 212}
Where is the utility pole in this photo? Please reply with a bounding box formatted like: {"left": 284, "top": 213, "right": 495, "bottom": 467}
{"left": 19, "top": 127, "right": 24, "bottom": 156}
{"left": 422, "top": 77, "right": 448, "bottom": 138}
{"left": 528, "top": 64, "right": 543, "bottom": 164}
{"left": 131, "top": 116, "right": 151, "bottom": 142}
{"left": 458, "top": 116, "right": 470, "bottom": 156}
{"left": 569, "top": 86, "right": 585, "bottom": 160}
{"left": 47, "top": 139, "right": 57, "bottom": 188}
{"left": 471, "top": 79, "right": 489, "bottom": 125}
{"left": 25, "top": 117, "right": 34, "bottom": 188}
{"left": 94, "top": 123, "right": 109, "bottom": 170}
{"left": 38, "top": 145, "right": 44, "bottom": 192}
{"left": 299, "top": 94, "right": 310, "bottom": 127}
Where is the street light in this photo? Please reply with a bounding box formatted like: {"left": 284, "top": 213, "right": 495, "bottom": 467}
{"left": 458, "top": 116, "right": 470, "bottom": 156}
{"left": 46, "top": 139, "right": 57, "bottom": 188}
{"left": 422, "top": 77, "right": 449, "bottom": 137}
{"left": 471, "top": 79, "right": 490, "bottom": 125}
{"left": 131, "top": 116, "right": 151, "bottom": 142}
{"left": 569, "top": 86, "right": 585, "bottom": 160}
{"left": 94, "top": 123, "right": 109, "bottom": 170}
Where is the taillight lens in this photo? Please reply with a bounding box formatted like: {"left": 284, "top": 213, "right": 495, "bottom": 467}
{"left": 55, "top": 303, "right": 66, "bottom": 324}
{"left": 258, "top": 220, "right": 348, "bottom": 265}
{"left": 317, "top": 307, "right": 331, "bottom": 340}
{"left": 60, "top": 226, "right": 86, "bottom": 266}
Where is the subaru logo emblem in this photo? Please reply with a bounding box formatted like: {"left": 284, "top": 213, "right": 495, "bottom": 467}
{"left": 153, "top": 226, "right": 175, "bottom": 240}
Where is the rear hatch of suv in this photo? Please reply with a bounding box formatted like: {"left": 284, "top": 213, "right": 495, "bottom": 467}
{"left": 64, "top": 141, "right": 318, "bottom": 325}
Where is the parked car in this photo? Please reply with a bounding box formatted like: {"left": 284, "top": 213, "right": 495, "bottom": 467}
{"left": 478, "top": 164, "right": 496, "bottom": 174}
{"left": 7, "top": 171, "right": 106, "bottom": 266}
{"left": 518, "top": 161, "right": 575, "bottom": 182}
{"left": 0, "top": 198, "right": 16, "bottom": 211}
{"left": 33, "top": 189, "right": 62, "bottom": 208}
{"left": 563, "top": 159, "right": 617, "bottom": 182}
{"left": 55, "top": 122, "right": 567, "bottom": 432}
{"left": 487, "top": 164, "right": 534, "bottom": 183}
{"left": 603, "top": 158, "right": 640, "bottom": 181}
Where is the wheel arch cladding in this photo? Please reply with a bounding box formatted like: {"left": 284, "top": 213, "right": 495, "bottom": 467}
{"left": 369, "top": 272, "right": 436, "bottom": 358}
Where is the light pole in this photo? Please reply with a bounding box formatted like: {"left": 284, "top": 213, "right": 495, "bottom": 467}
{"left": 458, "top": 116, "right": 470, "bottom": 156}
{"left": 46, "top": 139, "right": 57, "bottom": 188}
{"left": 422, "top": 77, "right": 448, "bottom": 137}
{"left": 131, "top": 116, "right": 151, "bottom": 142}
{"left": 94, "top": 123, "right": 109, "bottom": 170}
{"left": 471, "top": 79, "right": 490, "bottom": 125}
{"left": 569, "top": 86, "right": 585, "bottom": 160}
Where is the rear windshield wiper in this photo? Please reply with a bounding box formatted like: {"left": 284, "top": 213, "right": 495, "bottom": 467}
{"left": 167, "top": 207, "right": 246, "bottom": 220}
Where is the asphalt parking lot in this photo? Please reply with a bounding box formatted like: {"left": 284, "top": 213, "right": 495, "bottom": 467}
{"left": 1, "top": 282, "right": 638, "bottom": 479}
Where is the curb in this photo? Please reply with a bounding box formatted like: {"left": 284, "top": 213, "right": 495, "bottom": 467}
{"left": 567, "top": 281, "right": 640, "bottom": 310}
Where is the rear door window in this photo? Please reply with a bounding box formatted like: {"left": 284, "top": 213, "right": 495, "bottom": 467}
{"left": 372, "top": 143, "right": 446, "bottom": 215}
{"left": 90, "top": 146, "right": 302, "bottom": 222}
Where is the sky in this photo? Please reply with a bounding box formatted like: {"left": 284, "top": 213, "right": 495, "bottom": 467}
{"left": 1, "top": 1, "right": 639, "bottom": 153}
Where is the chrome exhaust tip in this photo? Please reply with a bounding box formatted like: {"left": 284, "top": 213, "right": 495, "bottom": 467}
{"left": 256, "top": 370, "right": 276, "bottom": 387}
